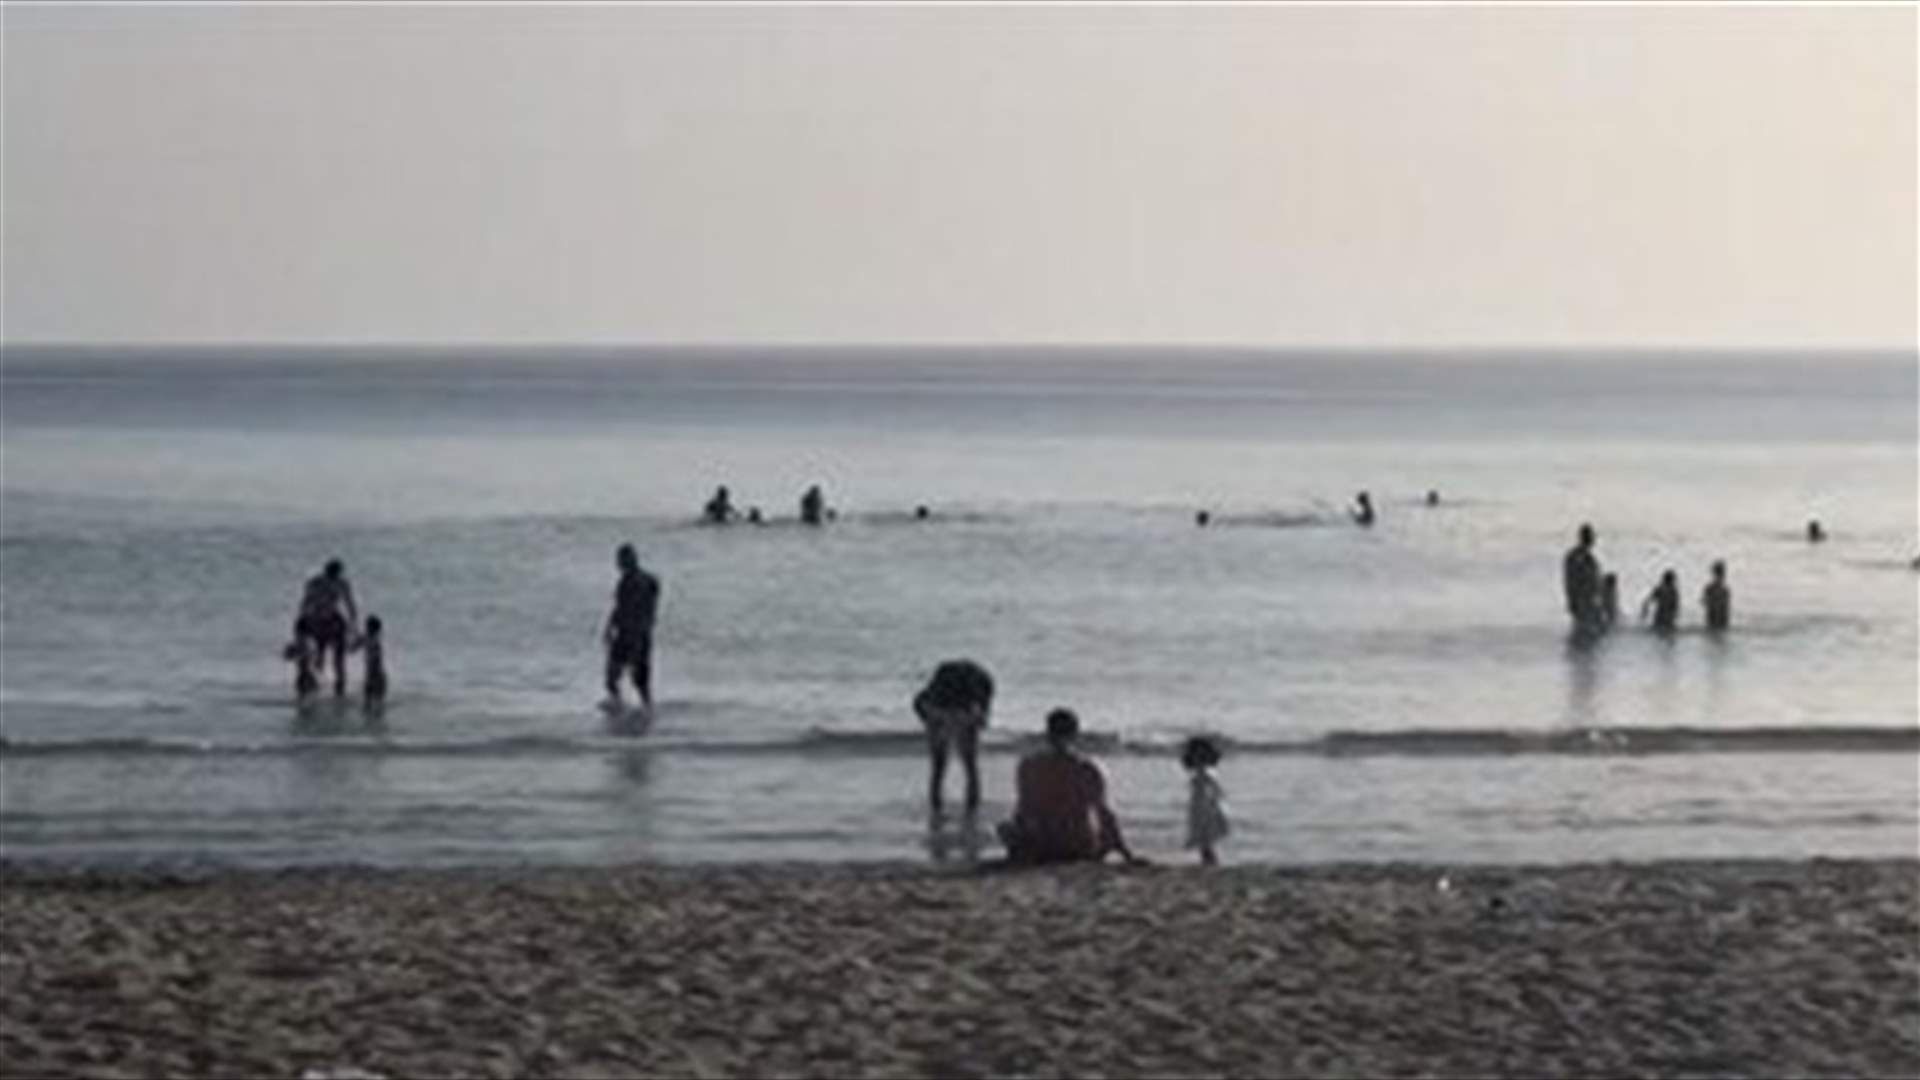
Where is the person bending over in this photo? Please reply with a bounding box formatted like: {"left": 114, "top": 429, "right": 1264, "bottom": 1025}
{"left": 914, "top": 659, "right": 994, "bottom": 817}
{"left": 294, "top": 559, "right": 358, "bottom": 697}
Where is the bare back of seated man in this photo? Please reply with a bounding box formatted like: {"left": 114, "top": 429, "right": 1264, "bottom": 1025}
{"left": 1000, "top": 708, "right": 1141, "bottom": 865}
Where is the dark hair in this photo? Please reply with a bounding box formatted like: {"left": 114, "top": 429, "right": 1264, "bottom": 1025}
{"left": 365, "top": 615, "right": 383, "bottom": 635}
{"left": 1578, "top": 523, "right": 1595, "bottom": 545}
{"left": 1045, "top": 708, "right": 1079, "bottom": 744}
{"left": 617, "top": 543, "right": 638, "bottom": 566}
{"left": 1711, "top": 560, "right": 1726, "bottom": 576}
{"left": 324, "top": 559, "right": 344, "bottom": 577}
{"left": 1182, "top": 735, "right": 1221, "bottom": 770}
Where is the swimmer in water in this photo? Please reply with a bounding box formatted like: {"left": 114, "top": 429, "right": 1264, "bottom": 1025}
{"left": 1351, "top": 491, "right": 1375, "bottom": 527}
{"left": 702, "top": 486, "right": 737, "bottom": 525}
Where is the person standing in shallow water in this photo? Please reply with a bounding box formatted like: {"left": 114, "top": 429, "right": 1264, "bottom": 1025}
{"left": 1702, "top": 561, "right": 1732, "bottom": 632}
{"left": 603, "top": 544, "right": 662, "bottom": 713}
{"left": 913, "top": 659, "right": 994, "bottom": 817}
{"left": 1641, "top": 569, "right": 1681, "bottom": 634}
{"left": 799, "top": 485, "right": 826, "bottom": 526}
{"left": 1562, "top": 524, "right": 1602, "bottom": 635}
{"left": 294, "top": 559, "right": 358, "bottom": 697}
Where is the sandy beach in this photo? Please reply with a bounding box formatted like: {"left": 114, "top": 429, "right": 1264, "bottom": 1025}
{"left": 1, "top": 858, "right": 1914, "bottom": 1079}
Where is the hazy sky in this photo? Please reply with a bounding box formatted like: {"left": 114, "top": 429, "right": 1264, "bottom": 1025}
{"left": 4, "top": 5, "right": 1913, "bottom": 348}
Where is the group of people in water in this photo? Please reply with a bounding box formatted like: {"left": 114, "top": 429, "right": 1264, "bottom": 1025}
{"left": 703, "top": 483, "right": 868, "bottom": 527}
{"left": 1560, "top": 523, "right": 1735, "bottom": 637}
{"left": 1194, "top": 488, "right": 1439, "bottom": 529}
{"left": 285, "top": 559, "right": 386, "bottom": 711}
{"left": 281, "top": 488, "right": 1896, "bottom": 866}
{"left": 284, "top": 543, "right": 662, "bottom": 719}
{"left": 704, "top": 483, "right": 942, "bottom": 527}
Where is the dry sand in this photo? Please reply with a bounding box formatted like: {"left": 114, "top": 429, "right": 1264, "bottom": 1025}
{"left": 2, "top": 858, "right": 1915, "bottom": 1079}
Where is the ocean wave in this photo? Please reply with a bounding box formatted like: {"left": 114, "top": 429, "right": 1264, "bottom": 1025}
{"left": 3, "top": 724, "right": 1913, "bottom": 761}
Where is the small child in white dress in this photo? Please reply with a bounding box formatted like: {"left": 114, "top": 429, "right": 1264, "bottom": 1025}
{"left": 1182, "top": 736, "right": 1229, "bottom": 866}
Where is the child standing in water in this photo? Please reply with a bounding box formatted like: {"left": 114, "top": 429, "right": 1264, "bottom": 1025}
{"left": 1702, "top": 561, "right": 1732, "bottom": 632}
{"left": 361, "top": 615, "right": 388, "bottom": 713}
{"left": 286, "top": 636, "right": 319, "bottom": 699}
{"left": 1641, "top": 569, "right": 1681, "bottom": 634}
{"left": 1182, "top": 736, "right": 1230, "bottom": 866}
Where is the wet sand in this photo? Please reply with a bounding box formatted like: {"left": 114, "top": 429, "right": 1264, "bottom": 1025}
{"left": 2, "top": 858, "right": 1915, "bottom": 1078}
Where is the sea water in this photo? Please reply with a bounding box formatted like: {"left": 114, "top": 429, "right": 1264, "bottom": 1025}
{"left": 1, "top": 347, "right": 1915, "bottom": 868}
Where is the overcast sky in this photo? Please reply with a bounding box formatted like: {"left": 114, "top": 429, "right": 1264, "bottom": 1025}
{"left": 3, "top": 5, "right": 1913, "bottom": 349}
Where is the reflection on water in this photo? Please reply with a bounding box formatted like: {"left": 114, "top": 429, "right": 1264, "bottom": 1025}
{"left": 1562, "top": 631, "right": 1605, "bottom": 727}
{"left": 924, "top": 812, "right": 988, "bottom": 865}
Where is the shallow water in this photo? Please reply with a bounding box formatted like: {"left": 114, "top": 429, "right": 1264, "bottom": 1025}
{"left": 2, "top": 347, "right": 1914, "bottom": 866}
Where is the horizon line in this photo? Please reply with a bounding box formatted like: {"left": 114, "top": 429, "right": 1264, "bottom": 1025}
{"left": 4, "top": 340, "right": 1914, "bottom": 355}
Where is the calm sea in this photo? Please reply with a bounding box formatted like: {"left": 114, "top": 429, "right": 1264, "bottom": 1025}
{"left": 1, "top": 346, "right": 1915, "bottom": 868}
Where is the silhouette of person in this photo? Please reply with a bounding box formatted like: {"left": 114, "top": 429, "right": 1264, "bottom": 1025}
{"left": 800, "top": 485, "right": 826, "bottom": 526}
{"left": 1562, "top": 524, "right": 1602, "bottom": 634}
{"left": 361, "top": 614, "right": 388, "bottom": 713}
{"left": 1425, "top": 490, "right": 1441, "bottom": 507}
{"left": 914, "top": 505, "right": 931, "bottom": 521}
{"left": 997, "top": 708, "right": 1142, "bottom": 865}
{"left": 913, "top": 659, "right": 994, "bottom": 817}
{"left": 702, "top": 486, "right": 737, "bottom": 525}
{"left": 1641, "top": 569, "right": 1680, "bottom": 634}
{"left": 603, "top": 544, "right": 662, "bottom": 713}
{"left": 746, "top": 507, "right": 764, "bottom": 525}
{"left": 1351, "top": 491, "right": 1375, "bottom": 527}
{"left": 294, "top": 559, "right": 358, "bottom": 697}
{"left": 1807, "top": 520, "right": 1826, "bottom": 543}
{"left": 1702, "top": 560, "right": 1731, "bottom": 632}
{"left": 1195, "top": 510, "right": 1211, "bottom": 528}
{"left": 1598, "top": 572, "right": 1621, "bottom": 631}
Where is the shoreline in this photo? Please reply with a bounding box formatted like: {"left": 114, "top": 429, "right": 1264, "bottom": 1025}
{"left": 3, "top": 857, "right": 1915, "bottom": 1078}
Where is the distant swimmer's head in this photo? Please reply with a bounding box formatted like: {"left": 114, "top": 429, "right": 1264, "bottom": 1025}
{"left": 1426, "top": 490, "right": 1440, "bottom": 506}
{"left": 616, "top": 543, "right": 639, "bottom": 572}
{"left": 915, "top": 505, "right": 930, "bottom": 520}
{"left": 365, "top": 614, "right": 383, "bottom": 638}
{"left": 1578, "top": 523, "right": 1596, "bottom": 547}
{"left": 1045, "top": 707, "right": 1080, "bottom": 749}
{"left": 747, "top": 508, "right": 764, "bottom": 524}
{"left": 324, "top": 559, "right": 344, "bottom": 579}
{"left": 1195, "top": 510, "right": 1211, "bottom": 527}
{"left": 1181, "top": 735, "right": 1222, "bottom": 771}
{"left": 1807, "top": 520, "right": 1826, "bottom": 542}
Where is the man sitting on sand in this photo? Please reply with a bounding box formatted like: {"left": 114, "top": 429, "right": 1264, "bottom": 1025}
{"left": 998, "top": 708, "right": 1142, "bottom": 865}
